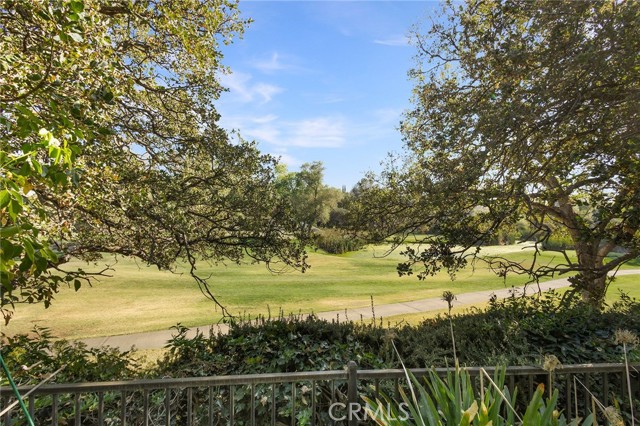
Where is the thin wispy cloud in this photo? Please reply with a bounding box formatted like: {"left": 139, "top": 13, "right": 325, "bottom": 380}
{"left": 284, "top": 117, "right": 346, "bottom": 148}
{"left": 250, "top": 52, "right": 303, "bottom": 74}
{"left": 252, "top": 114, "right": 279, "bottom": 124}
{"left": 221, "top": 114, "right": 347, "bottom": 149}
{"left": 320, "top": 94, "right": 346, "bottom": 104}
{"left": 272, "top": 151, "right": 301, "bottom": 168}
{"left": 373, "top": 35, "right": 410, "bottom": 47}
{"left": 250, "top": 128, "right": 280, "bottom": 144}
{"left": 372, "top": 108, "right": 403, "bottom": 125}
{"left": 219, "top": 72, "right": 283, "bottom": 104}
{"left": 253, "top": 83, "right": 283, "bottom": 104}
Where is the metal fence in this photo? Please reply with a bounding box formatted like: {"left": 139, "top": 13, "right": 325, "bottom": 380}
{"left": 2, "top": 362, "right": 638, "bottom": 425}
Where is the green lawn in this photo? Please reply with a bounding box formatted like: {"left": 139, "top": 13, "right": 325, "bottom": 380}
{"left": 384, "top": 274, "right": 640, "bottom": 326}
{"left": 4, "top": 243, "right": 637, "bottom": 339}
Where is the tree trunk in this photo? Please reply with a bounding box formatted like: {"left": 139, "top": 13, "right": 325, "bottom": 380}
{"left": 570, "top": 241, "right": 609, "bottom": 308}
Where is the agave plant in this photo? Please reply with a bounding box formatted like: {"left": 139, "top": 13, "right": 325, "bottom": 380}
{"left": 363, "top": 366, "right": 595, "bottom": 426}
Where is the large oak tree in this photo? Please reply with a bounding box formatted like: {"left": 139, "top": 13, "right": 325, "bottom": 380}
{"left": 0, "top": 0, "right": 309, "bottom": 322}
{"left": 351, "top": 0, "right": 639, "bottom": 306}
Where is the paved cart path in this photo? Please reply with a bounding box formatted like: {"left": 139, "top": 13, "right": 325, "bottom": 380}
{"left": 80, "top": 269, "right": 640, "bottom": 350}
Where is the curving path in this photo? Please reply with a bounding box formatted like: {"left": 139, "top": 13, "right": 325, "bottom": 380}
{"left": 80, "top": 269, "right": 640, "bottom": 350}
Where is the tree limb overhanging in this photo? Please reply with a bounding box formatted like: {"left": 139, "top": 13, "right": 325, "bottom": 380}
{"left": 0, "top": 0, "right": 310, "bottom": 323}
{"left": 350, "top": 0, "right": 640, "bottom": 307}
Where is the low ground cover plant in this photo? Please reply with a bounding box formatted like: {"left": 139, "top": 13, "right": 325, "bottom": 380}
{"left": 2, "top": 291, "right": 638, "bottom": 424}
{"left": 4, "top": 291, "right": 638, "bottom": 381}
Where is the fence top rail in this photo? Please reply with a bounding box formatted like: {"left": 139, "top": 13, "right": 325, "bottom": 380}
{"left": 9, "top": 370, "right": 348, "bottom": 395}
{"left": 6, "top": 362, "right": 636, "bottom": 397}
{"left": 357, "top": 363, "right": 638, "bottom": 380}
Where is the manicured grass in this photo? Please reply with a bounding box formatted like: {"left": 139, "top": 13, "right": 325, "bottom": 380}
{"left": 384, "top": 274, "right": 640, "bottom": 326}
{"left": 3, "top": 244, "right": 636, "bottom": 339}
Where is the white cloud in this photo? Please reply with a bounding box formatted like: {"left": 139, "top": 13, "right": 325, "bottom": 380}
{"left": 373, "top": 36, "right": 409, "bottom": 47}
{"left": 220, "top": 114, "right": 346, "bottom": 149}
{"left": 272, "top": 152, "right": 301, "bottom": 168}
{"left": 250, "top": 52, "right": 310, "bottom": 75}
{"left": 219, "top": 72, "right": 283, "bottom": 105}
{"left": 252, "top": 114, "right": 278, "bottom": 124}
{"left": 253, "top": 83, "right": 283, "bottom": 104}
{"left": 283, "top": 117, "right": 346, "bottom": 148}
{"left": 372, "top": 108, "right": 403, "bottom": 125}
{"left": 320, "top": 94, "right": 346, "bottom": 104}
{"left": 245, "top": 125, "right": 280, "bottom": 145}
{"left": 251, "top": 52, "right": 288, "bottom": 73}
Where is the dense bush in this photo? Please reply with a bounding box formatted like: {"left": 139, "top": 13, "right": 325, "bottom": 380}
{"left": 1, "top": 327, "right": 138, "bottom": 385}
{"left": 157, "top": 316, "right": 390, "bottom": 378}
{"left": 4, "top": 291, "right": 638, "bottom": 384}
{"left": 4, "top": 292, "right": 638, "bottom": 425}
{"left": 159, "top": 290, "right": 640, "bottom": 374}
{"left": 394, "top": 290, "right": 639, "bottom": 368}
{"left": 541, "top": 233, "right": 576, "bottom": 251}
{"left": 313, "top": 228, "right": 364, "bottom": 254}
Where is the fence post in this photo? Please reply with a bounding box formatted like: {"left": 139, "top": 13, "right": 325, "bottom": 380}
{"left": 347, "top": 361, "right": 358, "bottom": 426}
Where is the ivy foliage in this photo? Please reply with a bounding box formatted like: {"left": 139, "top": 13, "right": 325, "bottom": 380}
{"left": 4, "top": 291, "right": 638, "bottom": 381}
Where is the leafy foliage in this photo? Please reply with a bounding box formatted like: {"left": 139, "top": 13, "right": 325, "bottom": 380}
{"left": 1, "top": 327, "right": 136, "bottom": 385}
{"left": 0, "top": 0, "right": 310, "bottom": 322}
{"left": 350, "top": 0, "right": 640, "bottom": 307}
{"left": 314, "top": 228, "right": 364, "bottom": 254}
{"left": 365, "top": 367, "right": 594, "bottom": 426}
{"left": 3, "top": 292, "right": 638, "bottom": 424}
{"left": 5, "top": 292, "right": 638, "bottom": 386}
{"left": 395, "top": 291, "right": 640, "bottom": 368}
{"left": 275, "top": 162, "right": 345, "bottom": 230}
{"left": 159, "top": 315, "right": 389, "bottom": 378}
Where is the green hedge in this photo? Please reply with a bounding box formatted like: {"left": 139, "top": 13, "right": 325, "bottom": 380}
{"left": 4, "top": 292, "right": 638, "bottom": 424}
{"left": 313, "top": 229, "right": 364, "bottom": 254}
{"left": 3, "top": 291, "right": 638, "bottom": 382}
{"left": 156, "top": 291, "right": 640, "bottom": 378}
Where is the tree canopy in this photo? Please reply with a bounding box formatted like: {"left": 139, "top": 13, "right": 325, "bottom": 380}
{"left": 275, "top": 162, "right": 344, "bottom": 231}
{"left": 0, "top": 0, "right": 309, "bottom": 322}
{"left": 351, "top": 0, "right": 640, "bottom": 306}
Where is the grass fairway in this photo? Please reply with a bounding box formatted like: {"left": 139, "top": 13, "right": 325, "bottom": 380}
{"left": 384, "top": 275, "right": 640, "bottom": 326}
{"left": 3, "top": 244, "right": 636, "bottom": 339}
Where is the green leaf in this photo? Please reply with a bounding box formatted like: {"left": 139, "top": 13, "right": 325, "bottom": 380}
{"left": 0, "top": 225, "right": 21, "bottom": 238}
{"left": 23, "top": 239, "right": 35, "bottom": 262}
{"left": 41, "top": 246, "right": 59, "bottom": 263}
{"left": 34, "top": 256, "right": 48, "bottom": 272}
{"left": 0, "top": 239, "right": 21, "bottom": 260}
{"left": 29, "top": 157, "right": 43, "bottom": 175}
{"left": 7, "top": 198, "right": 23, "bottom": 221}
{"left": 102, "top": 90, "right": 114, "bottom": 103}
{"left": 69, "top": 32, "right": 84, "bottom": 43}
{"left": 69, "top": 0, "right": 84, "bottom": 13}
{"left": 18, "top": 257, "right": 33, "bottom": 272}
{"left": 0, "top": 190, "right": 10, "bottom": 209}
{"left": 74, "top": 279, "right": 82, "bottom": 291}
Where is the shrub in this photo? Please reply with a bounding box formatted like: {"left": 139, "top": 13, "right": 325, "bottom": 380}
{"left": 1, "top": 327, "right": 138, "bottom": 386}
{"left": 541, "top": 232, "right": 575, "bottom": 251}
{"left": 364, "top": 366, "right": 596, "bottom": 426}
{"left": 158, "top": 315, "right": 390, "bottom": 378}
{"left": 394, "top": 290, "right": 640, "bottom": 367}
{"left": 314, "top": 229, "right": 364, "bottom": 254}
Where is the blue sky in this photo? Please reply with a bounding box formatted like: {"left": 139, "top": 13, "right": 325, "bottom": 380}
{"left": 218, "top": 1, "right": 438, "bottom": 189}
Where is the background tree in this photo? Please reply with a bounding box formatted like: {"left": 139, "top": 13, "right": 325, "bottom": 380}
{"left": 351, "top": 0, "right": 640, "bottom": 306}
{"left": 0, "top": 0, "right": 309, "bottom": 322}
{"left": 275, "top": 161, "right": 344, "bottom": 230}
